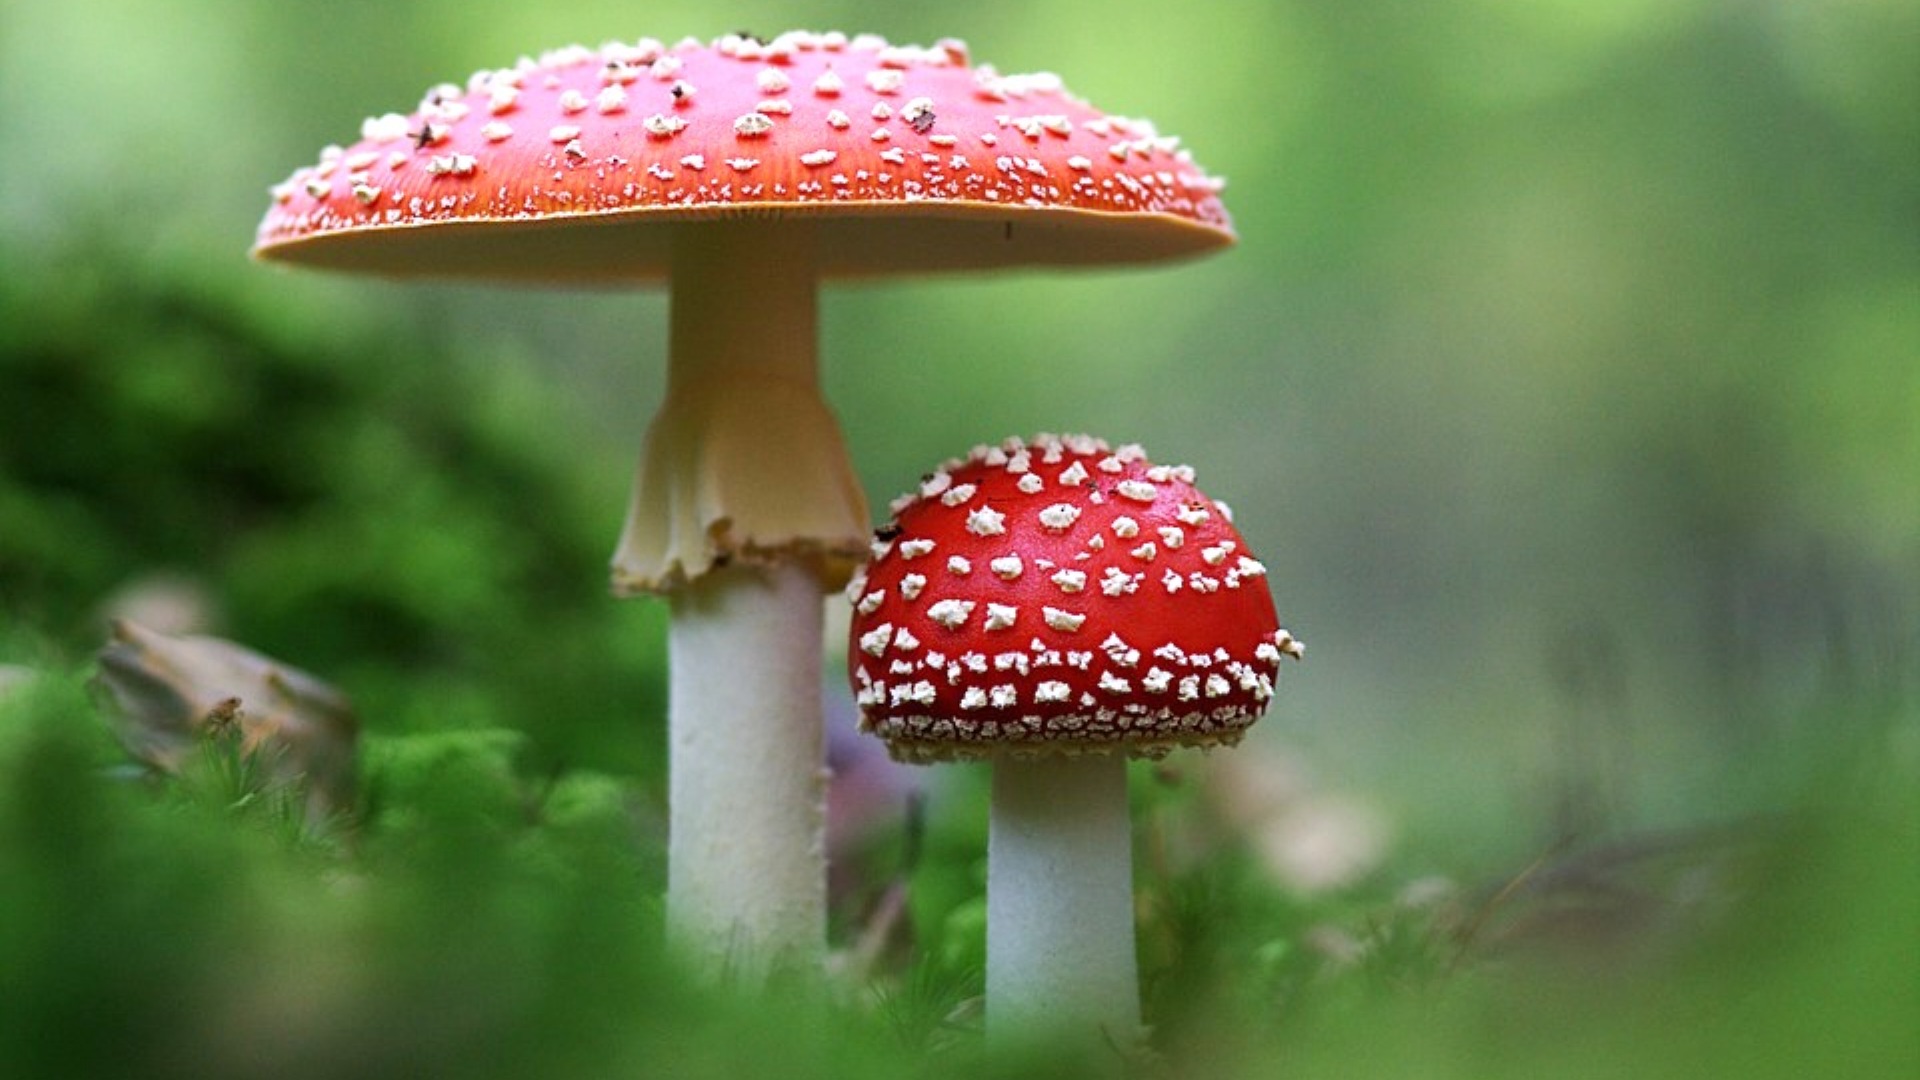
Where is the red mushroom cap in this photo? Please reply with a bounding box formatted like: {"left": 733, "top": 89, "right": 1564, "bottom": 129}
{"left": 846, "top": 435, "right": 1301, "bottom": 764}
{"left": 254, "top": 32, "right": 1233, "bottom": 282}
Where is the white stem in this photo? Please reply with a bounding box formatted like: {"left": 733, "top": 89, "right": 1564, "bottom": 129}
{"left": 988, "top": 754, "right": 1141, "bottom": 1048}
{"left": 620, "top": 223, "right": 867, "bottom": 983}
{"left": 668, "top": 561, "right": 826, "bottom": 980}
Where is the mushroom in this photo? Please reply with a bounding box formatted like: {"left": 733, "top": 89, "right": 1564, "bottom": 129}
{"left": 253, "top": 32, "right": 1234, "bottom": 981}
{"left": 845, "top": 434, "right": 1302, "bottom": 1047}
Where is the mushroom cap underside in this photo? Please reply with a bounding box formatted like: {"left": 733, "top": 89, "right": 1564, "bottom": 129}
{"left": 255, "top": 206, "right": 1230, "bottom": 283}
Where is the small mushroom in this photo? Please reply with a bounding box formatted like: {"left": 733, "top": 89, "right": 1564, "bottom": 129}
{"left": 254, "top": 31, "right": 1235, "bottom": 981}
{"left": 846, "top": 434, "right": 1302, "bottom": 1047}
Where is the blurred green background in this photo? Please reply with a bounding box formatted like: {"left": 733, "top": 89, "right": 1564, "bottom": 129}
{"left": 2, "top": 0, "right": 1914, "bottom": 1077}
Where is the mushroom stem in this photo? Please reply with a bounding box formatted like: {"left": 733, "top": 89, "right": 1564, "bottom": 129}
{"left": 668, "top": 561, "right": 827, "bottom": 980}
{"left": 614, "top": 221, "right": 868, "bottom": 981}
{"left": 988, "top": 753, "right": 1141, "bottom": 1048}
{"left": 612, "top": 221, "right": 868, "bottom": 593}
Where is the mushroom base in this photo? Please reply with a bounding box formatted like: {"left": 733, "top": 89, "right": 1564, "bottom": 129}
{"left": 665, "top": 561, "right": 828, "bottom": 980}
{"left": 987, "top": 753, "right": 1141, "bottom": 1050}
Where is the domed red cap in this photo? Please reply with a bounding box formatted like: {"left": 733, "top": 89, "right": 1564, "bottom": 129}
{"left": 255, "top": 31, "right": 1233, "bottom": 283}
{"left": 847, "top": 435, "right": 1301, "bottom": 763}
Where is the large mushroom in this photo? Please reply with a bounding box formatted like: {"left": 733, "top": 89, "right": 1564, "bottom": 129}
{"left": 846, "top": 434, "right": 1301, "bottom": 1046}
{"left": 254, "top": 32, "right": 1234, "bottom": 980}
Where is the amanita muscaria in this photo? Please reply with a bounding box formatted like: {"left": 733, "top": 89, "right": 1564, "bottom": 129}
{"left": 847, "top": 434, "right": 1301, "bottom": 1045}
{"left": 254, "top": 31, "right": 1234, "bottom": 980}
